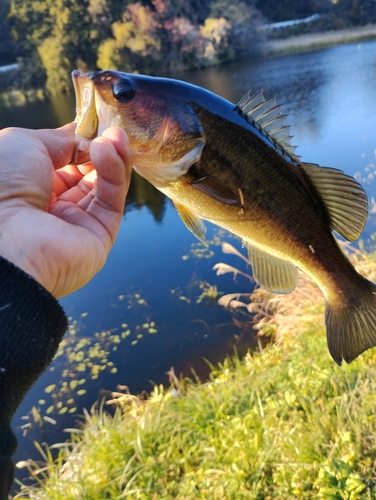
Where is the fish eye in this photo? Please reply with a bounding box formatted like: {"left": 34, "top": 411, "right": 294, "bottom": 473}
{"left": 113, "top": 79, "right": 136, "bottom": 102}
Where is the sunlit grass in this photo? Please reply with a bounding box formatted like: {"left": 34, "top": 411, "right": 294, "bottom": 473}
{"left": 15, "top": 245, "right": 376, "bottom": 499}
{"left": 267, "top": 24, "right": 376, "bottom": 55}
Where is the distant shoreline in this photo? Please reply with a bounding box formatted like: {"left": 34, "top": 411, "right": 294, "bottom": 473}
{"left": 2, "top": 24, "right": 376, "bottom": 106}
{"left": 265, "top": 24, "right": 376, "bottom": 55}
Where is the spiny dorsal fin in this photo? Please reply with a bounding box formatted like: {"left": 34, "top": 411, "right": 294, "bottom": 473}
{"left": 245, "top": 241, "right": 299, "bottom": 294}
{"left": 235, "top": 88, "right": 299, "bottom": 163}
{"left": 302, "top": 163, "right": 368, "bottom": 241}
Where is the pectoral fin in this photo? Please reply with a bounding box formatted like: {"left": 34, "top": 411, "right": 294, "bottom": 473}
{"left": 302, "top": 163, "right": 368, "bottom": 241}
{"left": 173, "top": 201, "right": 207, "bottom": 243}
{"left": 245, "top": 242, "right": 299, "bottom": 293}
{"left": 187, "top": 167, "right": 243, "bottom": 207}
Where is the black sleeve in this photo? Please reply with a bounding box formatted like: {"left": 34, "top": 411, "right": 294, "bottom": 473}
{"left": 0, "top": 256, "right": 68, "bottom": 499}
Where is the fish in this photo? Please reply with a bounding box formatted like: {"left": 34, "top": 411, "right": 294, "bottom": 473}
{"left": 72, "top": 68, "right": 376, "bottom": 365}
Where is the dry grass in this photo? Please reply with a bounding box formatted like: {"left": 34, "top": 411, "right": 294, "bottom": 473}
{"left": 266, "top": 24, "right": 376, "bottom": 55}
{"left": 218, "top": 240, "right": 376, "bottom": 349}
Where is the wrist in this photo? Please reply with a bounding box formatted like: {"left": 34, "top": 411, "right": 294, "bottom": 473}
{"left": 0, "top": 244, "right": 44, "bottom": 290}
{"left": 0, "top": 207, "right": 52, "bottom": 294}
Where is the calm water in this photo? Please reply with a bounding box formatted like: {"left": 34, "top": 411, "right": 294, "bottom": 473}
{"left": 3, "top": 40, "right": 376, "bottom": 490}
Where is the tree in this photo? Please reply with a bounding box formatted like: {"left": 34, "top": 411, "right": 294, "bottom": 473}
{"left": 255, "top": 0, "right": 327, "bottom": 22}
{"left": 7, "top": 0, "right": 264, "bottom": 91}
{"left": 9, "top": 0, "right": 118, "bottom": 91}
{"left": 98, "top": 4, "right": 162, "bottom": 73}
{"left": 37, "top": 37, "right": 71, "bottom": 92}
{"left": 0, "top": 0, "right": 17, "bottom": 65}
{"left": 332, "top": 0, "right": 376, "bottom": 26}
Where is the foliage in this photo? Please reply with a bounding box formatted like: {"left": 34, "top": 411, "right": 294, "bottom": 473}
{"left": 8, "top": 0, "right": 118, "bottom": 92}
{"left": 260, "top": 0, "right": 376, "bottom": 40}
{"left": 0, "top": 0, "right": 16, "bottom": 64}
{"left": 96, "top": 0, "right": 256, "bottom": 75}
{"left": 15, "top": 248, "right": 376, "bottom": 499}
{"left": 37, "top": 38, "right": 72, "bottom": 93}
{"left": 97, "top": 5, "right": 163, "bottom": 73}
{"left": 255, "top": 0, "right": 331, "bottom": 23}
{"left": 5, "top": 0, "right": 261, "bottom": 92}
{"left": 332, "top": 0, "right": 376, "bottom": 27}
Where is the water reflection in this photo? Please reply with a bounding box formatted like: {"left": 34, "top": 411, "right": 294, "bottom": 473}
{"left": 126, "top": 171, "right": 167, "bottom": 222}
{"left": 0, "top": 93, "right": 75, "bottom": 129}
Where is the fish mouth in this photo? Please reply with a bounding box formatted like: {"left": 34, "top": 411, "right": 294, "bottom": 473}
{"left": 72, "top": 70, "right": 98, "bottom": 140}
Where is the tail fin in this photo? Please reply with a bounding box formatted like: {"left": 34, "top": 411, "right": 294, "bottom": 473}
{"left": 326, "top": 281, "right": 376, "bottom": 365}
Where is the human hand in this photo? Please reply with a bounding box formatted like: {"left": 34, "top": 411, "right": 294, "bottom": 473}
{"left": 0, "top": 123, "right": 132, "bottom": 298}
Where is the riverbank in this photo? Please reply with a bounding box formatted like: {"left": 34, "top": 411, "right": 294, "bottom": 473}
{"left": 266, "top": 23, "right": 376, "bottom": 55}
{"left": 16, "top": 247, "right": 376, "bottom": 499}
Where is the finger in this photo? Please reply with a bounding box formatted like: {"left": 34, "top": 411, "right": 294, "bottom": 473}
{"left": 51, "top": 127, "right": 132, "bottom": 246}
{"left": 56, "top": 170, "right": 97, "bottom": 205}
{"left": 53, "top": 164, "right": 94, "bottom": 197}
{"left": 34, "top": 123, "right": 77, "bottom": 169}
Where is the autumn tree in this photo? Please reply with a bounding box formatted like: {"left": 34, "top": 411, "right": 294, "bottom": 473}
{"left": 11, "top": 0, "right": 261, "bottom": 81}
{"left": 98, "top": 3, "right": 162, "bottom": 72}
{"left": 9, "top": 0, "right": 124, "bottom": 91}
{"left": 97, "top": 0, "right": 261, "bottom": 75}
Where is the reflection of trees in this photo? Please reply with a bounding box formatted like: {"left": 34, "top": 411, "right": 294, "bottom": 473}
{"left": 124, "top": 171, "right": 167, "bottom": 223}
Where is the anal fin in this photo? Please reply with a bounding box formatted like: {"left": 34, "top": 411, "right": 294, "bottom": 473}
{"left": 173, "top": 201, "right": 207, "bottom": 243}
{"left": 246, "top": 242, "right": 299, "bottom": 294}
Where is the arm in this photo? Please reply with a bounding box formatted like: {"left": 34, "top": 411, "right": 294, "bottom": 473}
{"left": 0, "top": 124, "right": 133, "bottom": 498}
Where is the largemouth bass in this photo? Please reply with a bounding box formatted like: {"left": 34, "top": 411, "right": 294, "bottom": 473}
{"left": 72, "top": 69, "right": 376, "bottom": 365}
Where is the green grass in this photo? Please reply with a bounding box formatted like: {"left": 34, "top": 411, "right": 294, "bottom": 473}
{"left": 16, "top": 249, "right": 376, "bottom": 499}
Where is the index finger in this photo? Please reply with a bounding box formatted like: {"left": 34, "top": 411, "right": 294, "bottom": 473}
{"left": 34, "top": 122, "right": 77, "bottom": 170}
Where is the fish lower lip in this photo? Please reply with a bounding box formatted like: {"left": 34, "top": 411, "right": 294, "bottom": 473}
{"left": 72, "top": 69, "right": 83, "bottom": 78}
{"left": 71, "top": 70, "right": 98, "bottom": 140}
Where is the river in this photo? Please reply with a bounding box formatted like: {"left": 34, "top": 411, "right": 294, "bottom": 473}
{"left": 2, "top": 40, "right": 376, "bottom": 491}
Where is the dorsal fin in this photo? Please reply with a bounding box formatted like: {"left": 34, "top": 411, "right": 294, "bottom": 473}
{"left": 235, "top": 88, "right": 300, "bottom": 163}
